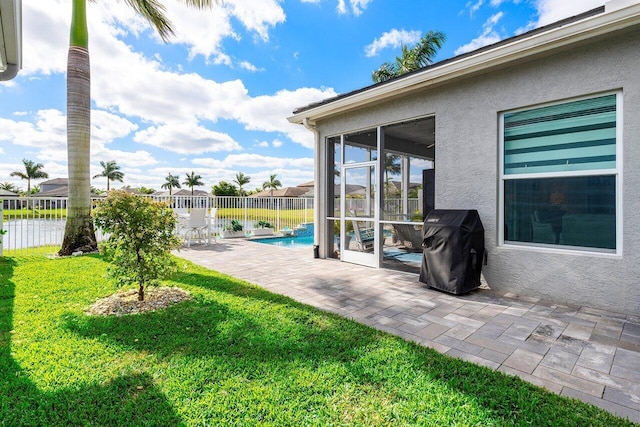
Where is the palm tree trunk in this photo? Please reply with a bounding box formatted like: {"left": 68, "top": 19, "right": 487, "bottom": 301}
{"left": 60, "top": 0, "right": 97, "bottom": 255}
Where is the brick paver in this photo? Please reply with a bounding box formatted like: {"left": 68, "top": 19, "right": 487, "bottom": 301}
{"left": 177, "top": 240, "right": 640, "bottom": 423}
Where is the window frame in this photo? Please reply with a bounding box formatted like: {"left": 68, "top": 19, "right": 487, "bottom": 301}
{"left": 498, "top": 91, "right": 623, "bottom": 255}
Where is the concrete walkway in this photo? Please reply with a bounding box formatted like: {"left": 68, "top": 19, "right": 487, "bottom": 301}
{"left": 177, "top": 239, "right": 640, "bottom": 423}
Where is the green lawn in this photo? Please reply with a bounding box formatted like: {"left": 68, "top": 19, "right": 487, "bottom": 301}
{"left": 0, "top": 255, "right": 633, "bottom": 426}
{"left": 2, "top": 207, "right": 67, "bottom": 220}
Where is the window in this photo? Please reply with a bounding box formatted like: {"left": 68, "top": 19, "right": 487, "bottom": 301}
{"left": 501, "top": 93, "right": 619, "bottom": 252}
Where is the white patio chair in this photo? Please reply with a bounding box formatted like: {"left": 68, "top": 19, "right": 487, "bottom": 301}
{"left": 351, "top": 217, "right": 375, "bottom": 252}
{"left": 182, "top": 208, "right": 208, "bottom": 247}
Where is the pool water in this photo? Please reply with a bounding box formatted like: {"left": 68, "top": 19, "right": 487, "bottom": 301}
{"left": 253, "top": 236, "right": 422, "bottom": 264}
{"left": 252, "top": 235, "right": 315, "bottom": 248}
{"left": 384, "top": 248, "right": 423, "bottom": 264}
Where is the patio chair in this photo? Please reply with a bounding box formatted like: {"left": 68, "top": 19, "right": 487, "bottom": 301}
{"left": 173, "top": 208, "right": 190, "bottom": 235}
{"left": 351, "top": 218, "right": 375, "bottom": 252}
{"left": 392, "top": 223, "right": 423, "bottom": 252}
{"left": 181, "top": 208, "right": 208, "bottom": 247}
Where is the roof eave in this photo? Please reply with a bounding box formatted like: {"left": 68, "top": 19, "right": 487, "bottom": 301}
{"left": 287, "top": 2, "right": 640, "bottom": 125}
{"left": 0, "top": 0, "right": 22, "bottom": 81}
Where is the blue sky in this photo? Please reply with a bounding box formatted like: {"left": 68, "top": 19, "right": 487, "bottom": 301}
{"left": 0, "top": 0, "right": 605, "bottom": 193}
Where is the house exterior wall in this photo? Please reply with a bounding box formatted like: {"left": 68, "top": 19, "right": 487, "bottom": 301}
{"left": 314, "top": 29, "right": 640, "bottom": 314}
{"left": 40, "top": 182, "right": 67, "bottom": 193}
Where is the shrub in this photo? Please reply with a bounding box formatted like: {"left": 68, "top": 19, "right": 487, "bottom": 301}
{"left": 255, "top": 220, "right": 272, "bottom": 229}
{"left": 92, "top": 190, "right": 181, "bottom": 301}
{"left": 224, "top": 220, "right": 243, "bottom": 232}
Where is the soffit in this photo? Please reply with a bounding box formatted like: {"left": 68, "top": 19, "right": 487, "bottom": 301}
{"left": 0, "top": 0, "right": 21, "bottom": 80}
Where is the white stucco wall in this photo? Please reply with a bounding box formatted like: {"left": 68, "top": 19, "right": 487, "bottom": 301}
{"left": 315, "top": 29, "right": 640, "bottom": 314}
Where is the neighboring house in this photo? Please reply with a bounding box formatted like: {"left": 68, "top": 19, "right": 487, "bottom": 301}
{"left": 0, "top": 0, "right": 22, "bottom": 81}
{"left": 153, "top": 189, "right": 210, "bottom": 197}
{"left": 249, "top": 187, "right": 310, "bottom": 198}
{"left": 39, "top": 178, "right": 69, "bottom": 196}
{"left": 34, "top": 179, "right": 104, "bottom": 209}
{"left": 288, "top": 0, "right": 640, "bottom": 314}
{"left": 0, "top": 189, "right": 18, "bottom": 209}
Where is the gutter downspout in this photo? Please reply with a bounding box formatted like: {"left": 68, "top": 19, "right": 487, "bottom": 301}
{"left": 303, "top": 118, "right": 320, "bottom": 256}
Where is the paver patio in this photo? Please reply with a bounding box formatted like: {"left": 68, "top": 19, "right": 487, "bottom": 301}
{"left": 177, "top": 239, "right": 640, "bottom": 423}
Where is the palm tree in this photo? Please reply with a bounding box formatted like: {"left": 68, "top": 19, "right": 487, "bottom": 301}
{"left": 372, "top": 30, "right": 446, "bottom": 83}
{"left": 0, "top": 182, "right": 21, "bottom": 193}
{"left": 161, "top": 173, "right": 181, "bottom": 195}
{"left": 60, "top": 0, "right": 218, "bottom": 256}
{"left": 262, "top": 174, "right": 282, "bottom": 197}
{"left": 183, "top": 171, "right": 204, "bottom": 196}
{"left": 10, "top": 159, "right": 49, "bottom": 195}
{"left": 233, "top": 172, "right": 251, "bottom": 196}
{"left": 93, "top": 160, "right": 124, "bottom": 191}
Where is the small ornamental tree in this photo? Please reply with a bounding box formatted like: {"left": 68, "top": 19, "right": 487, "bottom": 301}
{"left": 93, "top": 190, "right": 181, "bottom": 301}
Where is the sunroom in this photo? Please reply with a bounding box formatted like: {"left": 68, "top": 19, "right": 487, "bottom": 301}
{"left": 288, "top": 0, "right": 640, "bottom": 314}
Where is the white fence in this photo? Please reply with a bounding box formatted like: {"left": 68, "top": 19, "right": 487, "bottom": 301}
{"left": 0, "top": 197, "right": 109, "bottom": 256}
{"left": 0, "top": 195, "right": 315, "bottom": 255}
{"left": 0, "top": 195, "right": 420, "bottom": 255}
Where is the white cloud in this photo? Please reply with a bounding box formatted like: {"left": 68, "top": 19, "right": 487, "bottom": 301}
{"left": 222, "top": 0, "right": 287, "bottom": 41}
{"left": 365, "top": 29, "right": 422, "bottom": 57}
{"left": 12, "top": 1, "right": 334, "bottom": 155}
{"left": 455, "top": 12, "right": 504, "bottom": 55}
{"left": 0, "top": 147, "right": 4, "bottom": 155}
{"left": 20, "top": 0, "right": 285, "bottom": 76}
{"left": 337, "top": 0, "right": 347, "bottom": 14}
{"left": 134, "top": 122, "right": 243, "bottom": 155}
{"left": 20, "top": 2, "right": 69, "bottom": 76}
{"left": 0, "top": 110, "right": 66, "bottom": 150}
{"left": 92, "top": 110, "right": 139, "bottom": 144}
{"left": 234, "top": 87, "right": 336, "bottom": 149}
{"left": 240, "top": 61, "right": 261, "bottom": 72}
{"left": 349, "top": 0, "right": 373, "bottom": 16}
{"left": 92, "top": 148, "right": 158, "bottom": 168}
{"left": 516, "top": 0, "right": 605, "bottom": 33}
{"left": 337, "top": 0, "right": 372, "bottom": 16}
{"left": 533, "top": 0, "right": 605, "bottom": 26}
{"left": 194, "top": 153, "right": 313, "bottom": 170}
{"left": 2, "top": 0, "right": 341, "bottom": 189}
{"left": 466, "top": 0, "right": 484, "bottom": 16}
{"left": 0, "top": 108, "right": 154, "bottom": 171}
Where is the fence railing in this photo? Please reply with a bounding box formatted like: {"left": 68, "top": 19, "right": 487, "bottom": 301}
{"left": 0, "top": 195, "right": 315, "bottom": 255}
{"left": 0, "top": 197, "right": 108, "bottom": 256}
{"left": 1, "top": 195, "right": 418, "bottom": 255}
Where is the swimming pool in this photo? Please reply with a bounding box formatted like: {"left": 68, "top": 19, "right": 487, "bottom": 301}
{"left": 252, "top": 235, "right": 314, "bottom": 248}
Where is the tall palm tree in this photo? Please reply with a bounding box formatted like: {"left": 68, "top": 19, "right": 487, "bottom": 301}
{"left": 262, "top": 174, "right": 282, "bottom": 197}
{"left": 93, "top": 160, "right": 124, "bottom": 191}
{"left": 161, "top": 173, "right": 181, "bottom": 195}
{"left": 372, "top": 30, "right": 446, "bottom": 83}
{"left": 183, "top": 171, "right": 204, "bottom": 196}
{"left": 60, "top": 0, "right": 218, "bottom": 256}
{"left": 233, "top": 172, "right": 251, "bottom": 196}
{"left": 10, "top": 159, "right": 49, "bottom": 195}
